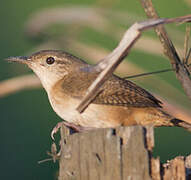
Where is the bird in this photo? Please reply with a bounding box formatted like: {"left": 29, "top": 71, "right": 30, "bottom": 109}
{"left": 7, "top": 50, "right": 191, "bottom": 139}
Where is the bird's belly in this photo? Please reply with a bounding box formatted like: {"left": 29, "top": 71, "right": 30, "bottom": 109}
{"left": 48, "top": 93, "right": 171, "bottom": 128}
{"left": 49, "top": 94, "right": 122, "bottom": 128}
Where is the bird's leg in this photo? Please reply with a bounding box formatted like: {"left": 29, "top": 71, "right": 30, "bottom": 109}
{"left": 51, "top": 121, "right": 92, "bottom": 140}
{"left": 51, "top": 122, "right": 63, "bottom": 140}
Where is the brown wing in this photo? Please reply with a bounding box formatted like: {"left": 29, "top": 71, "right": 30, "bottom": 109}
{"left": 59, "top": 67, "right": 162, "bottom": 108}
{"left": 93, "top": 75, "right": 162, "bottom": 108}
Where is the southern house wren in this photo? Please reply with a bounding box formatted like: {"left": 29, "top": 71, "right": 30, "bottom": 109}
{"left": 7, "top": 50, "right": 191, "bottom": 138}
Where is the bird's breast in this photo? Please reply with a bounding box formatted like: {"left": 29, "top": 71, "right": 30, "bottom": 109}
{"left": 48, "top": 87, "right": 172, "bottom": 128}
{"left": 48, "top": 90, "right": 122, "bottom": 128}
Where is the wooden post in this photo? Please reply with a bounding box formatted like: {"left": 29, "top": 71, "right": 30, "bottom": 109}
{"left": 58, "top": 125, "right": 191, "bottom": 180}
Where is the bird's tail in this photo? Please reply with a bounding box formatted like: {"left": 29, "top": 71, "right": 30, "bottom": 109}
{"left": 155, "top": 108, "right": 191, "bottom": 132}
{"left": 170, "top": 118, "right": 191, "bottom": 132}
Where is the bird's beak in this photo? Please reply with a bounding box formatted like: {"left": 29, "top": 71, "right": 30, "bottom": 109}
{"left": 6, "top": 56, "right": 31, "bottom": 64}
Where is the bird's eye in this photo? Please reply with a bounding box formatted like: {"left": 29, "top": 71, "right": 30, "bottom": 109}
{"left": 46, "top": 57, "right": 55, "bottom": 65}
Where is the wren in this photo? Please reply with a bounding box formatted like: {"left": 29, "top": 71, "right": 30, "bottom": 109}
{"left": 7, "top": 50, "right": 191, "bottom": 138}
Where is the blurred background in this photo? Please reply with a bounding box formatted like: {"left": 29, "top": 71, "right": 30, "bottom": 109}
{"left": 0, "top": 0, "right": 191, "bottom": 179}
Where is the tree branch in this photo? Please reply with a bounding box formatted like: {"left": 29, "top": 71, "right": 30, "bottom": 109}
{"left": 76, "top": 15, "right": 191, "bottom": 113}
{"left": 140, "top": 0, "right": 191, "bottom": 101}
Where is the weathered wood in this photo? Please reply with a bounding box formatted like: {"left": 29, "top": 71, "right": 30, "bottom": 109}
{"left": 58, "top": 125, "right": 191, "bottom": 180}
{"left": 145, "top": 126, "right": 154, "bottom": 151}
{"left": 151, "top": 157, "right": 161, "bottom": 180}
{"left": 59, "top": 126, "right": 152, "bottom": 180}
{"left": 185, "top": 154, "right": 191, "bottom": 179}
{"left": 163, "top": 156, "right": 185, "bottom": 180}
{"left": 118, "top": 126, "right": 151, "bottom": 180}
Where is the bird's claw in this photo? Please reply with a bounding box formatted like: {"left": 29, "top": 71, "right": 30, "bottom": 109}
{"left": 51, "top": 122, "right": 64, "bottom": 140}
{"left": 51, "top": 121, "right": 92, "bottom": 140}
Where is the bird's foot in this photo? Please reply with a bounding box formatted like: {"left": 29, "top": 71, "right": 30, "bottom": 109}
{"left": 63, "top": 121, "right": 88, "bottom": 132}
{"left": 51, "top": 122, "right": 64, "bottom": 140}
{"left": 51, "top": 121, "right": 92, "bottom": 140}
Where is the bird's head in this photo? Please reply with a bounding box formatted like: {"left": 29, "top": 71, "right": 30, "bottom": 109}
{"left": 7, "top": 50, "right": 86, "bottom": 91}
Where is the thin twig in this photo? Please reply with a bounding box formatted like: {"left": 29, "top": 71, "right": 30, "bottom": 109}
{"left": 140, "top": 0, "right": 191, "bottom": 102}
{"left": 123, "top": 68, "right": 173, "bottom": 79}
{"left": 186, "top": 48, "right": 191, "bottom": 66}
{"left": 38, "top": 143, "right": 60, "bottom": 164}
{"left": 76, "top": 15, "right": 191, "bottom": 113}
{"left": 38, "top": 158, "right": 54, "bottom": 164}
{"left": 185, "top": 25, "right": 191, "bottom": 66}
{"left": 184, "top": 25, "right": 190, "bottom": 64}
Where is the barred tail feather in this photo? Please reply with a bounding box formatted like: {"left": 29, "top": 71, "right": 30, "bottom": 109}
{"left": 171, "top": 118, "right": 191, "bottom": 132}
